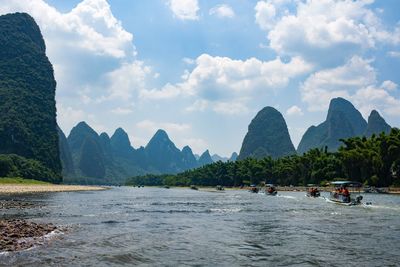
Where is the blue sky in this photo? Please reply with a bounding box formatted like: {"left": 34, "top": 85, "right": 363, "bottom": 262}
{"left": 1, "top": 0, "right": 400, "bottom": 157}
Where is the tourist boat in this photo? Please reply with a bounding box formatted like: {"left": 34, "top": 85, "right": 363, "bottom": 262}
{"left": 265, "top": 184, "right": 277, "bottom": 196}
{"left": 328, "top": 181, "right": 364, "bottom": 206}
{"left": 306, "top": 187, "right": 320, "bottom": 197}
{"left": 216, "top": 185, "right": 224, "bottom": 191}
{"left": 364, "top": 186, "right": 389, "bottom": 194}
{"left": 249, "top": 185, "right": 259, "bottom": 193}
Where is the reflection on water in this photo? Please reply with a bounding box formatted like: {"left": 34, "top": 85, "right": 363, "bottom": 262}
{"left": 1, "top": 188, "right": 400, "bottom": 266}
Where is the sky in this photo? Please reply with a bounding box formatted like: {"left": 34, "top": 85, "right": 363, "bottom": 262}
{"left": 1, "top": 0, "right": 400, "bottom": 157}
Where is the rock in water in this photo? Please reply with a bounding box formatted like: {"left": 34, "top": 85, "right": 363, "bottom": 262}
{"left": 0, "top": 13, "right": 61, "bottom": 181}
{"left": 238, "top": 107, "right": 296, "bottom": 160}
{"left": 0, "top": 219, "right": 57, "bottom": 252}
{"left": 297, "top": 97, "right": 367, "bottom": 154}
{"left": 364, "top": 110, "right": 391, "bottom": 137}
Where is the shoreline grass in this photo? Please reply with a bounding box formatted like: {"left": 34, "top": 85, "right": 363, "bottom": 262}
{"left": 0, "top": 177, "right": 51, "bottom": 185}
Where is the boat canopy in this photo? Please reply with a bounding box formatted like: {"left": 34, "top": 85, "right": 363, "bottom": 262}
{"left": 330, "top": 181, "right": 362, "bottom": 187}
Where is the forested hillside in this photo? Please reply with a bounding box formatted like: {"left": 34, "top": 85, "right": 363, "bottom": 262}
{"left": 127, "top": 129, "right": 400, "bottom": 187}
{"left": 0, "top": 13, "right": 61, "bottom": 183}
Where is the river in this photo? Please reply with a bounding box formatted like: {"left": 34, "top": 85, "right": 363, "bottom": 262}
{"left": 1, "top": 187, "right": 400, "bottom": 266}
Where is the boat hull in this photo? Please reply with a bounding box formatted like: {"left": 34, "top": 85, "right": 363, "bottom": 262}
{"left": 328, "top": 193, "right": 363, "bottom": 206}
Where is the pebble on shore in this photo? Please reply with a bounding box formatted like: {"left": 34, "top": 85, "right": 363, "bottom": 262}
{"left": 0, "top": 219, "right": 57, "bottom": 252}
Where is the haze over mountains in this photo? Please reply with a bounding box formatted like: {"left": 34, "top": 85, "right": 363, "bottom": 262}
{"left": 59, "top": 122, "right": 221, "bottom": 184}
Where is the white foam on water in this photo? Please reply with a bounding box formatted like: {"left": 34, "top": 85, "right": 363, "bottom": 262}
{"left": 277, "top": 195, "right": 297, "bottom": 200}
{"left": 362, "top": 204, "right": 400, "bottom": 211}
{"left": 209, "top": 208, "right": 242, "bottom": 213}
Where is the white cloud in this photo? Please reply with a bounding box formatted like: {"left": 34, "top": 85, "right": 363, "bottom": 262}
{"left": 57, "top": 104, "right": 86, "bottom": 134}
{"left": 255, "top": 1, "right": 277, "bottom": 30}
{"left": 106, "top": 61, "right": 151, "bottom": 100}
{"left": 256, "top": 0, "right": 400, "bottom": 65}
{"left": 213, "top": 100, "right": 249, "bottom": 115}
{"left": 139, "top": 83, "right": 184, "bottom": 100}
{"left": 167, "top": 0, "right": 199, "bottom": 20}
{"left": 388, "top": 51, "right": 400, "bottom": 58}
{"left": 0, "top": 0, "right": 146, "bottom": 111}
{"left": 301, "top": 56, "right": 400, "bottom": 116}
{"left": 353, "top": 86, "right": 400, "bottom": 116}
{"left": 0, "top": 0, "right": 135, "bottom": 58}
{"left": 140, "top": 53, "right": 312, "bottom": 114}
{"left": 136, "top": 120, "right": 191, "bottom": 134}
{"left": 182, "top": 54, "right": 312, "bottom": 99}
{"left": 209, "top": 4, "right": 235, "bottom": 18}
{"left": 182, "top": 57, "right": 195, "bottom": 65}
{"left": 381, "top": 80, "right": 398, "bottom": 91}
{"left": 111, "top": 107, "right": 134, "bottom": 115}
{"left": 301, "top": 56, "right": 374, "bottom": 111}
{"left": 186, "top": 99, "right": 209, "bottom": 112}
{"left": 286, "top": 105, "right": 303, "bottom": 116}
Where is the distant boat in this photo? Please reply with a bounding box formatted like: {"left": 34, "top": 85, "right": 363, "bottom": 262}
{"left": 190, "top": 185, "right": 198, "bottom": 190}
{"left": 306, "top": 187, "right": 320, "bottom": 198}
{"left": 265, "top": 184, "right": 277, "bottom": 196}
{"left": 364, "top": 186, "right": 388, "bottom": 194}
{"left": 328, "top": 181, "right": 364, "bottom": 206}
{"left": 249, "top": 186, "right": 259, "bottom": 193}
{"left": 216, "top": 185, "right": 224, "bottom": 191}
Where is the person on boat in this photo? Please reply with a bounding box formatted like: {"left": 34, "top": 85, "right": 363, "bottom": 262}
{"left": 343, "top": 188, "right": 349, "bottom": 196}
{"left": 342, "top": 187, "right": 350, "bottom": 202}
{"left": 334, "top": 188, "right": 339, "bottom": 198}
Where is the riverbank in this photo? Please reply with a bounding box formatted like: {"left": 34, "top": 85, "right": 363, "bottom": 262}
{"left": 0, "top": 184, "right": 107, "bottom": 194}
{"left": 0, "top": 219, "right": 58, "bottom": 252}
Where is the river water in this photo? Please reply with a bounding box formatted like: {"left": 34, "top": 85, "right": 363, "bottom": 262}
{"left": 1, "top": 187, "right": 400, "bottom": 266}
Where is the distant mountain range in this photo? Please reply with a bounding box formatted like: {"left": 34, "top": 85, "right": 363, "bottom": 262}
{"left": 239, "top": 97, "right": 392, "bottom": 160}
{"left": 59, "top": 122, "right": 225, "bottom": 184}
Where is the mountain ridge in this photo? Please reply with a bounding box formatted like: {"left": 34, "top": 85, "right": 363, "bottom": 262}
{"left": 238, "top": 106, "right": 296, "bottom": 160}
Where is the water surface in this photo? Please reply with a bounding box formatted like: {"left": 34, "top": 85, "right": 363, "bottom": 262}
{"left": 1, "top": 187, "right": 400, "bottom": 266}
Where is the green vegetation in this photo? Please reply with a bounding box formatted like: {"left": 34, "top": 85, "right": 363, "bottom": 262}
{"left": 0, "top": 13, "right": 61, "bottom": 182}
{"left": 126, "top": 129, "right": 400, "bottom": 187}
{"left": 0, "top": 154, "right": 59, "bottom": 183}
{"left": 0, "top": 177, "right": 50, "bottom": 185}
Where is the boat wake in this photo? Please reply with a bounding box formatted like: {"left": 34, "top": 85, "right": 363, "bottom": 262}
{"left": 362, "top": 204, "right": 400, "bottom": 211}
{"left": 209, "top": 208, "right": 242, "bottom": 213}
{"left": 277, "top": 195, "right": 297, "bottom": 200}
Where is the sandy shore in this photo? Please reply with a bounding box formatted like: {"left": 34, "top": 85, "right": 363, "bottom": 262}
{"left": 0, "top": 184, "right": 107, "bottom": 194}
